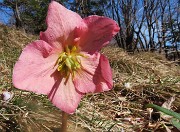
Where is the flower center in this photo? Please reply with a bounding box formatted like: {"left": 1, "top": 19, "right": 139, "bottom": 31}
{"left": 56, "top": 45, "right": 83, "bottom": 78}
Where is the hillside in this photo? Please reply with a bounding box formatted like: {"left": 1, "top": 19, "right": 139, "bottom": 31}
{"left": 0, "top": 24, "right": 180, "bottom": 131}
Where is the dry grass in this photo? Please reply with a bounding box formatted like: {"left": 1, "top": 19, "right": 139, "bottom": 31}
{"left": 0, "top": 24, "right": 180, "bottom": 131}
{"left": 75, "top": 46, "right": 180, "bottom": 131}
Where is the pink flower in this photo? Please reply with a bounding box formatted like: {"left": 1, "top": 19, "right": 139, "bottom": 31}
{"left": 12, "top": 1, "right": 120, "bottom": 114}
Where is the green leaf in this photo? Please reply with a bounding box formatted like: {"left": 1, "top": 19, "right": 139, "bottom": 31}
{"left": 171, "top": 118, "right": 180, "bottom": 130}
{"left": 146, "top": 104, "right": 180, "bottom": 120}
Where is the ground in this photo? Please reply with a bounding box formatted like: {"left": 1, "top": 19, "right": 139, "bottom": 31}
{"left": 0, "top": 24, "right": 180, "bottom": 131}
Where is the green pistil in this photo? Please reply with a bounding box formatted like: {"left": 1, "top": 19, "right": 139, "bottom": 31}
{"left": 56, "top": 45, "right": 83, "bottom": 78}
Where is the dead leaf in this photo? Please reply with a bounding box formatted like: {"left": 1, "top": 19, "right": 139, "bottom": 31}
{"left": 161, "top": 96, "right": 175, "bottom": 121}
{"left": 163, "top": 123, "right": 172, "bottom": 132}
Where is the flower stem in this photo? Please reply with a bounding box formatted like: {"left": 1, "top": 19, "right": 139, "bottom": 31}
{"left": 61, "top": 111, "right": 68, "bottom": 132}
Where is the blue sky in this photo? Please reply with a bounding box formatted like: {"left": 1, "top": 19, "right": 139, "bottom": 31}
{"left": 0, "top": 0, "right": 13, "bottom": 24}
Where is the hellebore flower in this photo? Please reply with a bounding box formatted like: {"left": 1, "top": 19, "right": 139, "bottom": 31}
{"left": 13, "top": 1, "right": 120, "bottom": 114}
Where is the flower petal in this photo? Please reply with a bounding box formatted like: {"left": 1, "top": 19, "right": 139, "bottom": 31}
{"left": 73, "top": 53, "right": 100, "bottom": 93}
{"left": 40, "top": 1, "right": 82, "bottom": 49}
{"left": 48, "top": 75, "right": 84, "bottom": 114}
{"left": 94, "top": 54, "right": 113, "bottom": 92}
{"left": 13, "top": 40, "right": 59, "bottom": 95}
{"left": 73, "top": 53, "right": 113, "bottom": 93}
{"left": 75, "top": 15, "right": 120, "bottom": 54}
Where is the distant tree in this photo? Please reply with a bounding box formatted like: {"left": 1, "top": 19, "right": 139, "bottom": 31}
{"left": 0, "top": 0, "right": 65, "bottom": 33}
{"left": 144, "top": 0, "right": 160, "bottom": 51}
{"left": 0, "top": 0, "right": 25, "bottom": 28}
{"left": 107, "top": 0, "right": 138, "bottom": 52}
{"left": 67, "top": 0, "right": 107, "bottom": 17}
{"left": 20, "top": 0, "right": 65, "bottom": 33}
{"left": 166, "top": 0, "right": 180, "bottom": 45}
{"left": 154, "top": 0, "right": 168, "bottom": 53}
{"left": 165, "top": 20, "right": 180, "bottom": 45}
{"left": 20, "top": 0, "right": 49, "bottom": 33}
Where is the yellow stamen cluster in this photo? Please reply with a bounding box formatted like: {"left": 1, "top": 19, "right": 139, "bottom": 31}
{"left": 56, "top": 45, "right": 83, "bottom": 78}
